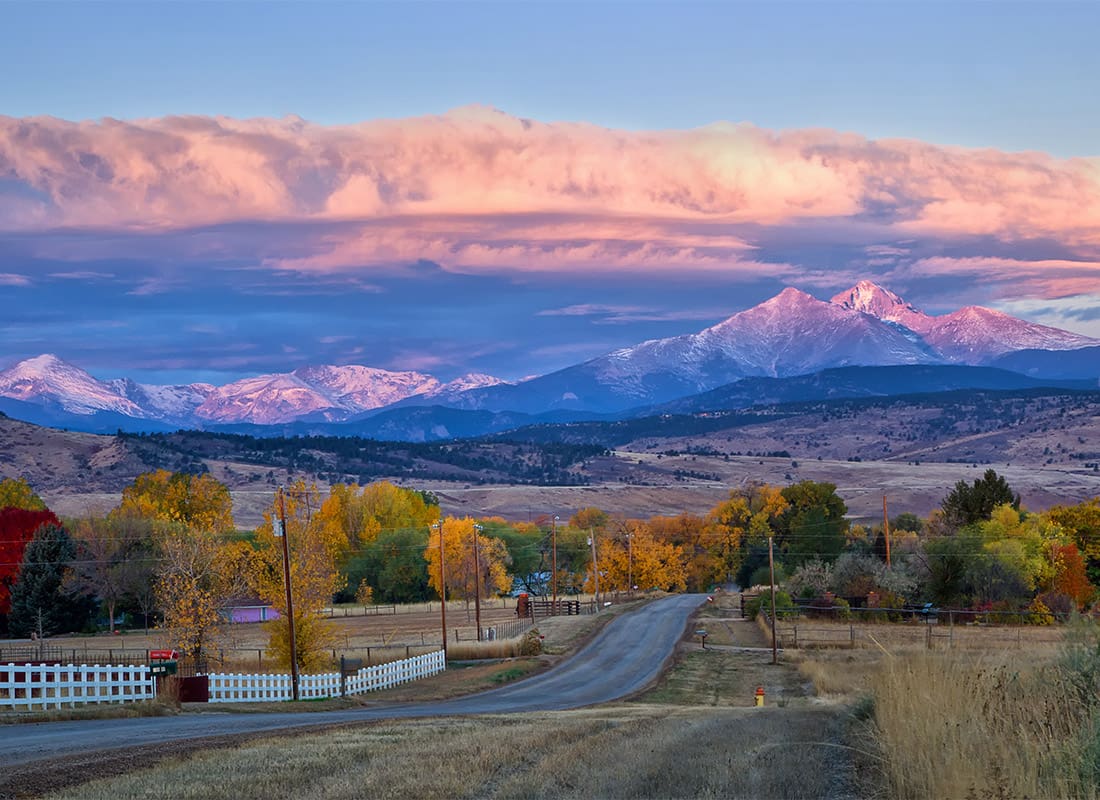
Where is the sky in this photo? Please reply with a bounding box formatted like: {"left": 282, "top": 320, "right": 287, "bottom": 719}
{"left": 0, "top": 0, "right": 1098, "bottom": 385}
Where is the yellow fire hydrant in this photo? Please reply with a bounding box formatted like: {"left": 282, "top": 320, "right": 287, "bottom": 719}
{"left": 755, "top": 686, "right": 765, "bottom": 707}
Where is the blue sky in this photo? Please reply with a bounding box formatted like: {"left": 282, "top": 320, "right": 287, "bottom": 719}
{"left": 0, "top": 1, "right": 1098, "bottom": 384}
{"left": 5, "top": 1, "right": 1098, "bottom": 155}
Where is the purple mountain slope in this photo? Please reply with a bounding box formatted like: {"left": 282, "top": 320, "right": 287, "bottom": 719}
{"left": 0, "top": 282, "right": 1095, "bottom": 427}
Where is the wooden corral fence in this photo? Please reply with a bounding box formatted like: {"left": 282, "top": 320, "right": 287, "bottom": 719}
{"left": 0, "top": 645, "right": 151, "bottom": 666}
{"left": 324, "top": 598, "right": 518, "bottom": 618}
{"left": 523, "top": 599, "right": 596, "bottom": 619}
{"left": 767, "top": 618, "right": 1067, "bottom": 651}
{"left": 0, "top": 663, "right": 154, "bottom": 711}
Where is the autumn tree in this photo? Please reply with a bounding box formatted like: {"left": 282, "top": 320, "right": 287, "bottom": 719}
{"left": 424, "top": 517, "right": 511, "bottom": 604}
{"left": 155, "top": 524, "right": 248, "bottom": 667}
{"left": 0, "top": 507, "right": 61, "bottom": 625}
{"left": 920, "top": 504, "right": 1060, "bottom": 608}
{"left": 595, "top": 520, "right": 686, "bottom": 593}
{"left": 0, "top": 477, "right": 47, "bottom": 511}
{"left": 1050, "top": 542, "right": 1095, "bottom": 610}
{"left": 1047, "top": 498, "right": 1100, "bottom": 584}
{"left": 69, "top": 515, "right": 159, "bottom": 633}
{"left": 252, "top": 482, "right": 343, "bottom": 672}
{"left": 648, "top": 514, "right": 716, "bottom": 592}
{"left": 707, "top": 483, "right": 789, "bottom": 584}
{"left": 114, "top": 470, "right": 234, "bottom": 534}
{"left": 319, "top": 481, "right": 440, "bottom": 601}
{"left": 8, "top": 523, "right": 94, "bottom": 636}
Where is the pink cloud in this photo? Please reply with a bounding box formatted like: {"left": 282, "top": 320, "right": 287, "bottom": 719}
{"left": 1, "top": 107, "right": 1097, "bottom": 286}
{"left": 901, "top": 256, "right": 1100, "bottom": 298}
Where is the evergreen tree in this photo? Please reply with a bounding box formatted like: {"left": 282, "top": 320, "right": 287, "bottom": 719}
{"left": 8, "top": 524, "right": 94, "bottom": 636}
{"left": 941, "top": 469, "right": 1020, "bottom": 528}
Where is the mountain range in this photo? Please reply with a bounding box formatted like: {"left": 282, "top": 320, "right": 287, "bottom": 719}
{"left": 1, "top": 281, "right": 1096, "bottom": 436}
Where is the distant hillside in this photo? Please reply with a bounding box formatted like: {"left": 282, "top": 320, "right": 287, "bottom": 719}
{"left": 494, "top": 387, "right": 1100, "bottom": 462}
{"left": 645, "top": 365, "right": 1094, "bottom": 416}
{"left": 119, "top": 430, "right": 605, "bottom": 487}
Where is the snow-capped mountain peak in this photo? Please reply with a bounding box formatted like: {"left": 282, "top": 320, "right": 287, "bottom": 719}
{"left": 0, "top": 354, "right": 144, "bottom": 416}
{"left": 926, "top": 305, "right": 1100, "bottom": 360}
{"left": 830, "top": 281, "right": 933, "bottom": 332}
{"left": 830, "top": 282, "right": 1100, "bottom": 362}
{"left": 432, "top": 373, "right": 510, "bottom": 395}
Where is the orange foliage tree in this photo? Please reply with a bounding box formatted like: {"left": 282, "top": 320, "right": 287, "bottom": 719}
{"left": 594, "top": 519, "right": 686, "bottom": 593}
{"left": 648, "top": 514, "right": 716, "bottom": 592}
{"left": 1051, "top": 542, "right": 1096, "bottom": 610}
{"left": 1047, "top": 498, "right": 1100, "bottom": 583}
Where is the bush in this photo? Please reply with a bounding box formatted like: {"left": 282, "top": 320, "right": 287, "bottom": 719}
{"left": 750, "top": 564, "right": 786, "bottom": 588}
{"left": 746, "top": 590, "right": 796, "bottom": 620}
{"left": 785, "top": 559, "right": 832, "bottom": 599}
{"left": 518, "top": 629, "right": 543, "bottom": 656}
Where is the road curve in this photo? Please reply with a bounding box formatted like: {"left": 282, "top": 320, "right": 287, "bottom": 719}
{"left": 1, "top": 594, "right": 705, "bottom": 769}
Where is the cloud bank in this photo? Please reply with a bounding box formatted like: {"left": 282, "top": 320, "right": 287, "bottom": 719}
{"left": 0, "top": 106, "right": 1096, "bottom": 288}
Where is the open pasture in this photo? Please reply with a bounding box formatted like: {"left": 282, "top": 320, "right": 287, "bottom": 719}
{"left": 2, "top": 599, "right": 534, "bottom": 672}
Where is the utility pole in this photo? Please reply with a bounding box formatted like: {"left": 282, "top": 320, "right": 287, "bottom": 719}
{"left": 588, "top": 528, "right": 600, "bottom": 607}
{"left": 551, "top": 515, "right": 559, "bottom": 609}
{"left": 436, "top": 514, "right": 448, "bottom": 660}
{"left": 628, "top": 529, "right": 634, "bottom": 595}
{"left": 768, "top": 534, "right": 778, "bottom": 666}
{"left": 883, "top": 495, "right": 892, "bottom": 569}
{"left": 276, "top": 488, "right": 299, "bottom": 701}
{"left": 472, "top": 523, "right": 483, "bottom": 641}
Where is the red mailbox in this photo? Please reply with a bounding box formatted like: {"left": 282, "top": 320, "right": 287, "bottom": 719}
{"left": 150, "top": 649, "right": 179, "bottom": 661}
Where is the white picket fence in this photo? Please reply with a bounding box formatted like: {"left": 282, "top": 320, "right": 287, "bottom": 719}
{"left": 1, "top": 650, "right": 446, "bottom": 710}
{"left": 0, "top": 663, "right": 154, "bottom": 711}
{"left": 207, "top": 649, "right": 446, "bottom": 703}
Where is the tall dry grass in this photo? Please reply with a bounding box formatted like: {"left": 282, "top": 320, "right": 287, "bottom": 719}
{"left": 446, "top": 630, "right": 540, "bottom": 661}
{"left": 47, "top": 706, "right": 849, "bottom": 800}
{"left": 869, "top": 623, "right": 1100, "bottom": 800}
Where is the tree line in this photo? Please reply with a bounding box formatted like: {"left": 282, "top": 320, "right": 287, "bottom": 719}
{"left": 1, "top": 468, "right": 1098, "bottom": 670}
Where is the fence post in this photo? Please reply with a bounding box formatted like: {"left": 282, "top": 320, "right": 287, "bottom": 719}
{"left": 849, "top": 624, "right": 855, "bottom": 648}
{"left": 792, "top": 625, "right": 798, "bottom": 649}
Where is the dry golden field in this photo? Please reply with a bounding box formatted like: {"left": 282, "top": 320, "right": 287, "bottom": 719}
{"left": 13, "top": 592, "right": 1094, "bottom": 800}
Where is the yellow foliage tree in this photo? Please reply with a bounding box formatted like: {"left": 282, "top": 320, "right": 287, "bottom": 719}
{"left": 115, "top": 470, "right": 234, "bottom": 534}
{"left": 706, "top": 483, "right": 789, "bottom": 582}
{"left": 595, "top": 520, "right": 686, "bottom": 593}
{"left": 0, "top": 477, "right": 46, "bottom": 511}
{"left": 977, "top": 504, "right": 1061, "bottom": 592}
{"left": 648, "top": 514, "right": 718, "bottom": 592}
{"left": 424, "top": 517, "right": 511, "bottom": 603}
{"left": 252, "top": 481, "right": 344, "bottom": 672}
{"left": 314, "top": 481, "right": 437, "bottom": 558}
{"left": 154, "top": 525, "right": 248, "bottom": 666}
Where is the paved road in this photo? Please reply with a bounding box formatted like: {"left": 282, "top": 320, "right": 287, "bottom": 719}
{"left": 1, "top": 594, "right": 705, "bottom": 769}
